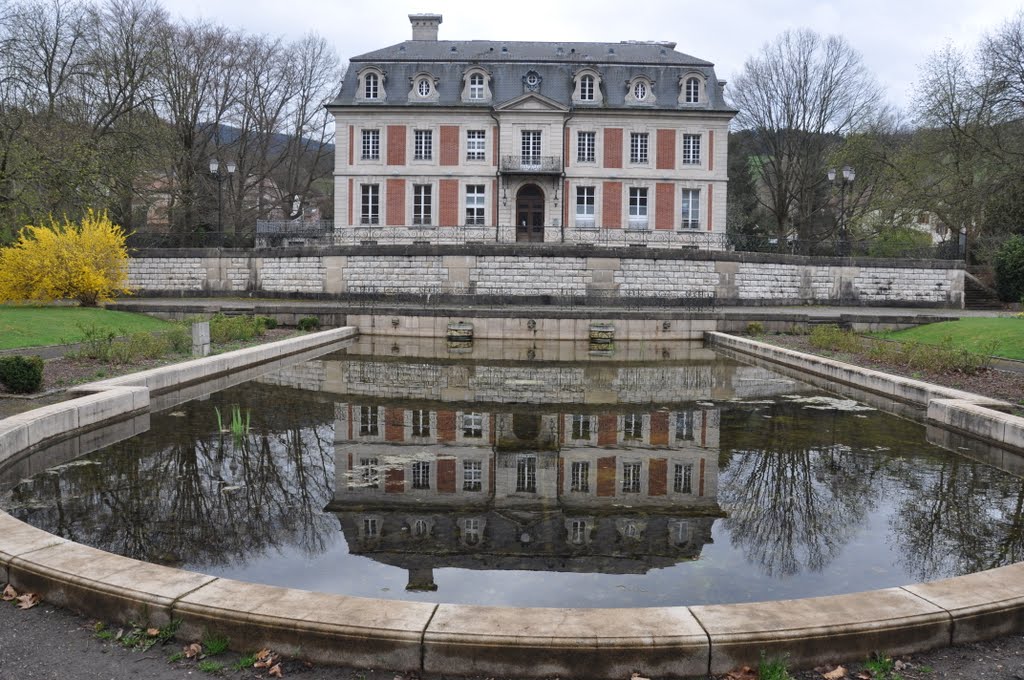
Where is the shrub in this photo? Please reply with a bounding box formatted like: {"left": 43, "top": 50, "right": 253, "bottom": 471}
{"left": 208, "top": 314, "right": 267, "bottom": 344}
{"left": 256, "top": 315, "right": 278, "bottom": 330}
{"left": 0, "top": 355, "right": 44, "bottom": 393}
{"left": 867, "top": 226, "right": 933, "bottom": 259}
{"left": 746, "top": 321, "right": 765, "bottom": 336}
{"left": 297, "top": 316, "right": 320, "bottom": 332}
{"left": 994, "top": 235, "right": 1024, "bottom": 302}
{"left": 0, "top": 209, "right": 131, "bottom": 306}
{"left": 809, "top": 324, "right": 862, "bottom": 353}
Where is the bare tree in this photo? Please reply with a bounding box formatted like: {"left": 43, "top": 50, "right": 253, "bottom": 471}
{"left": 729, "top": 29, "right": 883, "bottom": 245}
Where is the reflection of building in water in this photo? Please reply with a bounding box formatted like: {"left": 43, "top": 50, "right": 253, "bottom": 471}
{"left": 328, "top": 403, "right": 722, "bottom": 591}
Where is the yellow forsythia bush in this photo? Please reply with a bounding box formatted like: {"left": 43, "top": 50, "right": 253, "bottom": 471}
{"left": 0, "top": 209, "right": 132, "bottom": 306}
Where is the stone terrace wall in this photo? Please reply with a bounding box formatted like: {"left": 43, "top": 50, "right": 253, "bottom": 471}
{"left": 128, "top": 245, "right": 965, "bottom": 308}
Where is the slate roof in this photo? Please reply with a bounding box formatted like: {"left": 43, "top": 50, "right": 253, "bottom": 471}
{"left": 330, "top": 39, "right": 734, "bottom": 113}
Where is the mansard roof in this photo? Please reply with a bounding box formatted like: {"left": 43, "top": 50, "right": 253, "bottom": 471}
{"left": 353, "top": 40, "right": 713, "bottom": 66}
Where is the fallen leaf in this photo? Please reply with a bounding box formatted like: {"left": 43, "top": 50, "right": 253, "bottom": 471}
{"left": 894, "top": 660, "right": 907, "bottom": 671}
{"left": 856, "top": 672, "right": 872, "bottom": 680}
{"left": 725, "top": 666, "right": 758, "bottom": 680}
{"left": 183, "top": 642, "right": 202, "bottom": 659}
{"left": 268, "top": 663, "right": 283, "bottom": 677}
{"left": 631, "top": 674, "right": 651, "bottom": 680}
{"left": 255, "top": 648, "right": 273, "bottom": 661}
{"left": 2, "top": 584, "right": 18, "bottom": 601}
{"left": 823, "top": 665, "right": 847, "bottom": 679}
{"left": 146, "top": 627, "right": 160, "bottom": 637}
{"left": 15, "top": 592, "right": 39, "bottom": 609}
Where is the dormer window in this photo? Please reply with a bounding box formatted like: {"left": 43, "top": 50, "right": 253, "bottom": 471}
{"left": 633, "top": 81, "right": 648, "bottom": 100}
{"left": 408, "top": 72, "right": 440, "bottom": 102}
{"left": 365, "top": 73, "right": 379, "bottom": 99}
{"left": 679, "top": 73, "right": 706, "bottom": 105}
{"left": 625, "top": 75, "right": 656, "bottom": 105}
{"left": 461, "top": 68, "right": 492, "bottom": 103}
{"left": 417, "top": 78, "right": 431, "bottom": 96}
{"left": 572, "top": 68, "right": 603, "bottom": 105}
{"left": 356, "top": 67, "right": 387, "bottom": 103}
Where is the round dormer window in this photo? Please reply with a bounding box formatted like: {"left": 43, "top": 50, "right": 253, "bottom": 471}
{"left": 633, "top": 81, "right": 648, "bottom": 101}
{"left": 417, "top": 79, "right": 431, "bottom": 96}
{"left": 526, "top": 73, "right": 540, "bottom": 87}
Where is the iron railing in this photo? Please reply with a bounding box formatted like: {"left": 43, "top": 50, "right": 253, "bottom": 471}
{"left": 499, "top": 155, "right": 562, "bottom": 173}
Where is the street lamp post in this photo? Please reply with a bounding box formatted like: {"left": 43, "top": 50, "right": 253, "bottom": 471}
{"left": 209, "top": 158, "right": 236, "bottom": 233}
{"left": 827, "top": 165, "right": 855, "bottom": 256}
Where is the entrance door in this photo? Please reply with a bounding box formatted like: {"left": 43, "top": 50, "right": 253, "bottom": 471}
{"left": 515, "top": 184, "right": 545, "bottom": 242}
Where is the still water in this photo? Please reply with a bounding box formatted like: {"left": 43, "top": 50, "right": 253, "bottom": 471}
{"left": 2, "top": 339, "right": 1022, "bottom": 607}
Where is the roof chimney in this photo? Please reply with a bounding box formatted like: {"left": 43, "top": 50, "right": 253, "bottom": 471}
{"left": 409, "top": 13, "right": 442, "bottom": 41}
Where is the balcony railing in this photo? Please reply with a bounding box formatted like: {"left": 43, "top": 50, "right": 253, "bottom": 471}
{"left": 499, "top": 155, "right": 562, "bottom": 174}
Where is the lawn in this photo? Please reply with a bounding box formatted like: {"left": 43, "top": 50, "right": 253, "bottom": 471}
{"left": 0, "top": 305, "right": 171, "bottom": 350}
{"left": 874, "top": 317, "right": 1024, "bottom": 360}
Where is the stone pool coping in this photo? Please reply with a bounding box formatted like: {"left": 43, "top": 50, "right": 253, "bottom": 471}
{"left": 1, "top": 330, "right": 1024, "bottom": 678}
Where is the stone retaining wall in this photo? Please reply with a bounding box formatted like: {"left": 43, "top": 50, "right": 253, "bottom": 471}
{"left": 127, "top": 245, "right": 965, "bottom": 308}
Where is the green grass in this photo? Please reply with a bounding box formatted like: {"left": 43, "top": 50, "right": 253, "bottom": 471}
{"left": 758, "top": 653, "right": 794, "bottom": 680}
{"left": 874, "top": 318, "right": 1024, "bottom": 360}
{"left": 0, "top": 306, "right": 171, "bottom": 350}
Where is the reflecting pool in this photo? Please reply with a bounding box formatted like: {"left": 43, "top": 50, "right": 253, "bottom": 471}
{"left": 2, "top": 339, "right": 1023, "bottom": 607}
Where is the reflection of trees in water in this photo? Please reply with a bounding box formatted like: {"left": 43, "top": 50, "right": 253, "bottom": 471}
{"left": 5, "top": 387, "right": 337, "bottom": 569}
{"left": 890, "top": 457, "right": 1024, "bottom": 581}
{"left": 720, "top": 444, "right": 878, "bottom": 577}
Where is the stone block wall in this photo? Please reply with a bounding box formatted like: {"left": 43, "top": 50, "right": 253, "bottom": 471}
{"left": 127, "top": 245, "right": 964, "bottom": 308}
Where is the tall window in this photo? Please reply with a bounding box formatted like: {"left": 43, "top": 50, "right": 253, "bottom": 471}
{"left": 463, "top": 518, "right": 481, "bottom": 545}
{"left": 676, "top": 410, "right": 694, "bottom": 441}
{"left": 674, "top": 463, "right": 693, "bottom": 494}
{"left": 630, "top": 132, "right": 649, "bottom": 163}
{"left": 413, "top": 519, "right": 429, "bottom": 537}
{"left": 361, "top": 129, "right": 380, "bottom": 160}
{"left": 516, "top": 455, "right": 537, "bottom": 493}
{"left": 412, "top": 461, "right": 430, "bottom": 490}
{"left": 628, "top": 188, "right": 648, "bottom": 229}
{"left": 575, "top": 186, "right": 595, "bottom": 227}
{"left": 577, "top": 131, "right": 595, "bottom": 162}
{"left": 681, "top": 188, "right": 700, "bottom": 229}
{"left": 570, "top": 519, "right": 587, "bottom": 544}
{"left": 411, "top": 409, "right": 430, "bottom": 437}
{"left": 465, "top": 185, "right": 485, "bottom": 225}
{"left": 362, "top": 517, "right": 378, "bottom": 537}
{"left": 466, "top": 129, "right": 486, "bottom": 160}
{"left": 359, "top": 457, "right": 379, "bottom": 488}
{"left": 414, "top": 129, "right": 433, "bottom": 160}
{"left": 364, "top": 73, "right": 379, "bottom": 99}
{"left": 463, "top": 460, "right": 482, "bottom": 491}
{"left": 571, "top": 414, "right": 591, "bottom": 439}
{"left": 622, "top": 462, "right": 641, "bottom": 493}
{"left": 413, "top": 184, "right": 432, "bottom": 225}
{"left": 682, "top": 133, "right": 701, "bottom": 165}
{"left": 359, "top": 406, "right": 378, "bottom": 436}
{"left": 469, "top": 73, "right": 485, "bottom": 99}
{"left": 570, "top": 461, "right": 590, "bottom": 492}
{"left": 685, "top": 77, "right": 701, "bottom": 103}
{"left": 462, "top": 412, "right": 483, "bottom": 438}
{"left": 521, "top": 130, "right": 541, "bottom": 167}
{"left": 580, "top": 74, "right": 595, "bottom": 101}
{"left": 624, "top": 413, "right": 643, "bottom": 439}
{"left": 360, "top": 184, "right": 379, "bottom": 225}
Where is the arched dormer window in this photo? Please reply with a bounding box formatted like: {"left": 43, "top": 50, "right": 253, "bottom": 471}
{"left": 679, "top": 73, "right": 706, "bottom": 105}
{"left": 461, "top": 67, "right": 492, "bottom": 103}
{"left": 625, "top": 75, "right": 656, "bottom": 105}
{"left": 408, "top": 72, "right": 440, "bottom": 103}
{"left": 572, "top": 67, "right": 603, "bottom": 105}
{"left": 356, "top": 67, "right": 386, "bottom": 103}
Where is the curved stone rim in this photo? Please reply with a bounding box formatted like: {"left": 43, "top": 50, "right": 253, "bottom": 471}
{"left": 1, "top": 329, "right": 1023, "bottom": 679}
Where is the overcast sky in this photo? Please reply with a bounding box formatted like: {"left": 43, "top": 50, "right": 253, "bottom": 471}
{"left": 160, "top": 0, "right": 1022, "bottom": 109}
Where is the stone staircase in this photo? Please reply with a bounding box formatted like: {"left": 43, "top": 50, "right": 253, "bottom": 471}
{"left": 964, "top": 272, "right": 1005, "bottom": 310}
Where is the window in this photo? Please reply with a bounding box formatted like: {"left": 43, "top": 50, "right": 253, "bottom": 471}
{"left": 364, "top": 73, "right": 379, "bottom": 99}
{"left": 630, "top": 132, "right": 649, "bottom": 164}
{"left": 570, "top": 461, "right": 589, "bottom": 492}
{"left": 633, "top": 81, "right": 648, "bottom": 101}
{"left": 465, "top": 185, "right": 485, "bottom": 225}
{"left": 628, "top": 188, "right": 648, "bottom": 229}
{"left": 462, "top": 412, "right": 483, "bottom": 438}
{"left": 414, "top": 129, "right": 433, "bottom": 160}
{"left": 571, "top": 414, "right": 591, "bottom": 439}
{"left": 359, "top": 457, "right": 379, "bottom": 488}
{"left": 362, "top": 517, "right": 378, "bottom": 537}
{"left": 463, "top": 460, "right": 482, "bottom": 491}
{"left": 413, "top": 184, "right": 432, "bottom": 225}
{"left": 575, "top": 187, "right": 595, "bottom": 227}
{"left": 361, "top": 129, "right": 380, "bottom": 160}
{"left": 466, "top": 129, "right": 486, "bottom": 160}
{"left": 359, "top": 184, "right": 380, "bottom": 225}
{"left": 682, "top": 133, "right": 701, "bottom": 165}
{"left": 577, "top": 131, "right": 595, "bottom": 162}
{"left": 622, "top": 462, "right": 641, "bottom": 493}
{"left": 516, "top": 455, "right": 537, "bottom": 493}
{"left": 580, "top": 74, "right": 595, "bottom": 101}
{"left": 359, "top": 406, "right": 378, "bottom": 436}
{"left": 570, "top": 519, "right": 587, "bottom": 544}
{"left": 685, "top": 77, "right": 701, "bottom": 103}
{"left": 681, "top": 188, "right": 700, "bottom": 229}
{"left": 676, "top": 411, "right": 694, "bottom": 441}
{"left": 674, "top": 463, "right": 693, "bottom": 494}
{"left": 413, "top": 519, "right": 429, "bottom": 537}
{"left": 411, "top": 409, "right": 430, "bottom": 437}
{"left": 521, "top": 130, "right": 541, "bottom": 167}
{"left": 469, "top": 73, "right": 485, "bottom": 99}
{"left": 417, "top": 78, "right": 431, "bottom": 97}
{"left": 463, "top": 518, "right": 481, "bottom": 545}
{"left": 624, "top": 413, "right": 643, "bottom": 439}
{"left": 412, "top": 461, "right": 430, "bottom": 490}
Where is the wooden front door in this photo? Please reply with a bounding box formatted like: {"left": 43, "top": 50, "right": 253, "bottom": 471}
{"left": 515, "top": 184, "right": 545, "bottom": 242}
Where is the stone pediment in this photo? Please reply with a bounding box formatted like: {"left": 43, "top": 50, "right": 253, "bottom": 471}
{"left": 493, "top": 92, "right": 570, "bottom": 112}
